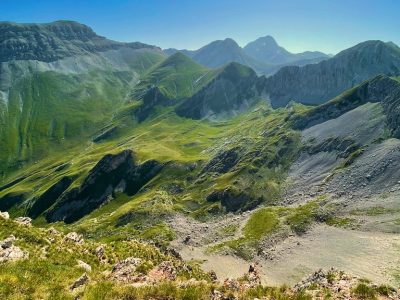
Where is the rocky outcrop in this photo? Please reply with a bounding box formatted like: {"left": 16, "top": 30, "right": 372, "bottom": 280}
{"left": 45, "top": 150, "right": 163, "bottom": 223}
{"left": 0, "top": 211, "right": 9, "bottom": 220}
{"left": 28, "top": 176, "right": 74, "bottom": 219}
{"left": 207, "top": 188, "right": 263, "bottom": 212}
{"left": 0, "top": 192, "right": 27, "bottom": 211}
{"left": 175, "top": 62, "right": 259, "bottom": 119}
{"left": 111, "top": 257, "right": 143, "bottom": 283}
{"left": 0, "top": 20, "right": 159, "bottom": 62}
{"left": 14, "top": 217, "right": 32, "bottom": 226}
{"left": 0, "top": 235, "right": 28, "bottom": 263}
{"left": 263, "top": 41, "right": 400, "bottom": 107}
{"left": 77, "top": 260, "right": 92, "bottom": 272}
{"left": 202, "top": 148, "right": 240, "bottom": 174}
{"left": 70, "top": 273, "right": 89, "bottom": 291}
{"left": 64, "top": 232, "right": 84, "bottom": 245}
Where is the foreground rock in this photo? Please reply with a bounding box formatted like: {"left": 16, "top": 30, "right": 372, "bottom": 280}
{"left": 70, "top": 273, "right": 89, "bottom": 291}
{"left": 0, "top": 211, "right": 9, "bottom": 220}
{"left": 64, "top": 232, "right": 84, "bottom": 245}
{"left": 295, "top": 268, "right": 399, "bottom": 300}
{"left": 14, "top": 217, "right": 32, "bottom": 226}
{"left": 111, "top": 257, "right": 143, "bottom": 283}
{"left": 0, "top": 235, "right": 28, "bottom": 262}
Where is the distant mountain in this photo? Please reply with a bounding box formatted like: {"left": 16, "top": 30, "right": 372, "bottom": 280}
{"left": 0, "top": 20, "right": 160, "bottom": 62}
{"left": 165, "top": 38, "right": 274, "bottom": 75}
{"left": 243, "top": 35, "right": 329, "bottom": 65}
{"left": 163, "top": 36, "right": 328, "bottom": 75}
{"left": 263, "top": 40, "right": 400, "bottom": 107}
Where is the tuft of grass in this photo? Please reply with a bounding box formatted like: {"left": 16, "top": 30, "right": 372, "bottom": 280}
{"left": 352, "top": 283, "right": 376, "bottom": 300}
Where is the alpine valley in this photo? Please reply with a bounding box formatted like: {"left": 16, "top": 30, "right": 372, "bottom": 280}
{"left": 0, "top": 20, "right": 400, "bottom": 300}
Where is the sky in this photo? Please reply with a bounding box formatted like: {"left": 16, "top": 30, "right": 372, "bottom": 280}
{"left": 1, "top": 0, "right": 400, "bottom": 54}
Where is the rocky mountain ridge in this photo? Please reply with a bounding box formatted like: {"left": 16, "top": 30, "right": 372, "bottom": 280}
{"left": 0, "top": 20, "right": 160, "bottom": 62}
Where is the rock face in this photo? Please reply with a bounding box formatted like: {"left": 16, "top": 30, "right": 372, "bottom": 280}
{"left": 28, "top": 176, "right": 73, "bottom": 219}
{"left": 0, "top": 20, "right": 159, "bottom": 62}
{"left": 175, "top": 63, "right": 259, "bottom": 119}
{"left": 45, "top": 150, "right": 163, "bottom": 223}
{"left": 0, "top": 235, "right": 28, "bottom": 262}
{"left": 290, "top": 75, "right": 400, "bottom": 136}
{"left": 263, "top": 40, "right": 400, "bottom": 107}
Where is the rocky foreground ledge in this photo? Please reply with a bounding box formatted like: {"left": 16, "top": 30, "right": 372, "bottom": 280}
{"left": 0, "top": 211, "right": 399, "bottom": 299}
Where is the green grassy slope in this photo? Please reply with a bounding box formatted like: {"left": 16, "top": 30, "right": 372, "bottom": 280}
{"left": 0, "top": 50, "right": 166, "bottom": 178}
{"left": 0, "top": 101, "right": 303, "bottom": 245}
{"left": 131, "top": 52, "right": 216, "bottom": 101}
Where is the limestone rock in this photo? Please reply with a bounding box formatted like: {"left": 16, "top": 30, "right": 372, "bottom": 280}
{"left": 77, "top": 260, "right": 92, "bottom": 272}
{"left": 70, "top": 273, "right": 89, "bottom": 291}
{"left": 64, "top": 232, "right": 84, "bottom": 244}
{"left": 0, "top": 211, "right": 9, "bottom": 220}
{"left": 14, "top": 217, "right": 32, "bottom": 226}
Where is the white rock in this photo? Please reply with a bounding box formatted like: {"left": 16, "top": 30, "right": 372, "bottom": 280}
{"left": 77, "top": 260, "right": 92, "bottom": 272}
{"left": 0, "top": 211, "right": 9, "bottom": 220}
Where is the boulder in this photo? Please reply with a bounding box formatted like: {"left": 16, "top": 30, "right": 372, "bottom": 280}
{"left": 0, "top": 235, "right": 16, "bottom": 249}
{"left": 14, "top": 217, "right": 32, "bottom": 226}
{"left": 0, "top": 236, "right": 28, "bottom": 263}
{"left": 0, "top": 211, "right": 9, "bottom": 220}
{"left": 95, "top": 245, "right": 106, "bottom": 261}
{"left": 64, "top": 232, "right": 84, "bottom": 244}
{"left": 77, "top": 260, "right": 92, "bottom": 272}
{"left": 70, "top": 273, "right": 89, "bottom": 291}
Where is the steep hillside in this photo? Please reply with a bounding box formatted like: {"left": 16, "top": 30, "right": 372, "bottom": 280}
{"left": 263, "top": 40, "right": 400, "bottom": 107}
{"left": 0, "top": 21, "right": 166, "bottom": 177}
{"left": 175, "top": 62, "right": 261, "bottom": 119}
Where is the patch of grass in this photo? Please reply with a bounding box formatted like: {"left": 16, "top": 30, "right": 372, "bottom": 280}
{"left": 286, "top": 201, "right": 319, "bottom": 235}
{"left": 350, "top": 206, "right": 399, "bottom": 216}
{"left": 325, "top": 216, "right": 357, "bottom": 228}
{"left": 352, "top": 283, "right": 376, "bottom": 300}
{"left": 243, "top": 208, "right": 279, "bottom": 240}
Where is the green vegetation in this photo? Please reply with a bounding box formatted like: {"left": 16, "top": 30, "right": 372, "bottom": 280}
{"left": 243, "top": 208, "right": 279, "bottom": 240}
{"left": 131, "top": 52, "right": 216, "bottom": 100}
{"left": 286, "top": 201, "right": 319, "bottom": 235}
{"left": 350, "top": 206, "right": 400, "bottom": 216}
{"left": 352, "top": 283, "right": 377, "bottom": 300}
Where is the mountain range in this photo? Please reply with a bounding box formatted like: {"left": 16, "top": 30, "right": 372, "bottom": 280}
{"left": 164, "top": 35, "right": 330, "bottom": 75}
{"left": 1, "top": 20, "right": 400, "bottom": 298}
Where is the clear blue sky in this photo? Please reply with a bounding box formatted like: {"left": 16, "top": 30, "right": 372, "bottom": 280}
{"left": 2, "top": 0, "right": 399, "bottom": 54}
